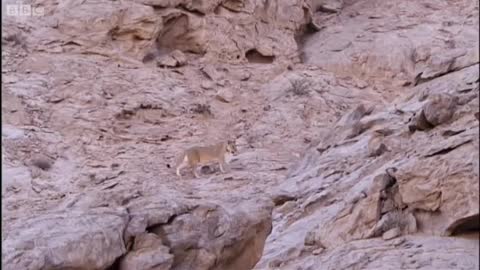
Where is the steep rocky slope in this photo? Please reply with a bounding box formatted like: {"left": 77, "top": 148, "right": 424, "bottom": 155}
{"left": 2, "top": 0, "right": 479, "bottom": 269}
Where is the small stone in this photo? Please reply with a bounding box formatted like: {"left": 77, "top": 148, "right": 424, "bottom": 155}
{"left": 201, "top": 81, "right": 214, "bottom": 90}
{"left": 157, "top": 56, "right": 177, "bottom": 68}
{"left": 216, "top": 80, "right": 226, "bottom": 87}
{"left": 157, "top": 50, "right": 187, "bottom": 68}
{"left": 392, "top": 237, "right": 406, "bottom": 246}
{"left": 170, "top": 50, "right": 187, "bottom": 65}
{"left": 312, "top": 247, "right": 324, "bottom": 255}
{"left": 382, "top": 227, "right": 401, "bottom": 240}
{"left": 355, "top": 79, "right": 368, "bottom": 89}
{"left": 215, "top": 89, "right": 234, "bottom": 103}
{"left": 240, "top": 71, "right": 251, "bottom": 81}
{"left": 200, "top": 66, "right": 223, "bottom": 81}
{"left": 422, "top": 94, "right": 457, "bottom": 127}
{"left": 317, "top": 0, "right": 344, "bottom": 13}
{"left": 413, "top": 110, "right": 433, "bottom": 131}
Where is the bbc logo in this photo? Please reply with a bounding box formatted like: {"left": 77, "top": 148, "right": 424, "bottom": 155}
{"left": 6, "top": 4, "right": 45, "bottom": 16}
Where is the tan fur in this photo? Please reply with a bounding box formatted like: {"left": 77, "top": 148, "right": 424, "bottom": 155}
{"left": 175, "top": 140, "right": 237, "bottom": 178}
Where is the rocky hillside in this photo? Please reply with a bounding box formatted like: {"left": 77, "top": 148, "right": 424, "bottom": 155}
{"left": 2, "top": 0, "right": 479, "bottom": 269}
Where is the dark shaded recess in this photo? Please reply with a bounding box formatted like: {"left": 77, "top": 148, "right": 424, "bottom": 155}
{"left": 155, "top": 14, "right": 204, "bottom": 54}
{"left": 157, "top": 14, "right": 189, "bottom": 50}
{"left": 316, "top": 5, "right": 338, "bottom": 14}
{"left": 292, "top": 7, "right": 320, "bottom": 63}
{"left": 245, "top": 49, "right": 275, "bottom": 64}
{"left": 142, "top": 52, "right": 157, "bottom": 63}
{"left": 447, "top": 214, "right": 479, "bottom": 236}
{"left": 272, "top": 194, "right": 297, "bottom": 206}
{"left": 106, "top": 256, "right": 123, "bottom": 270}
{"left": 214, "top": 5, "right": 222, "bottom": 14}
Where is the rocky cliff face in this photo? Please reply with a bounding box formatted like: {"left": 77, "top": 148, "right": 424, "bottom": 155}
{"left": 2, "top": 0, "right": 479, "bottom": 269}
{"left": 10, "top": 0, "right": 310, "bottom": 63}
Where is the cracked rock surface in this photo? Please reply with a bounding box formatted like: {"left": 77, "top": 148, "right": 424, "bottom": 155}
{"left": 2, "top": 0, "right": 479, "bottom": 269}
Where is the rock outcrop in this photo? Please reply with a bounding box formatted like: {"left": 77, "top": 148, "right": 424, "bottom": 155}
{"left": 256, "top": 64, "right": 479, "bottom": 269}
{"left": 2, "top": 0, "right": 478, "bottom": 269}
{"left": 17, "top": 0, "right": 312, "bottom": 63}
{"left": 2, "top": 191, "right": 273, "bottom": 270}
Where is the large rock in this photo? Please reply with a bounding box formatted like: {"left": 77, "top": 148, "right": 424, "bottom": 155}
{"left": 22, "top": 0, "right": 312, "bottom": 62}
{"left": 28, "top": 1, "right": 162, "bottom": 60}
{"left": 127, "top": 196, "right": 274, "bottom": 270}
{"left": 2, "top": 193, "right": 273, "bottom": 270}
{"left": 2, "top": 207, "right": 129, "bottom": 270}
{"left": 119, "top": 233, "right": 174, "bottom": 270}
{"left": 2, "top": 0, "right": 479, "bottom": 269}
{"left": 283, "top": 236, "right": 479, "bottom": 269}
{"left": 257, "top": 65, "right": 479, "bottom": 268}
{"left": 302, "top": 0, "right": 479, "bottom": 87}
